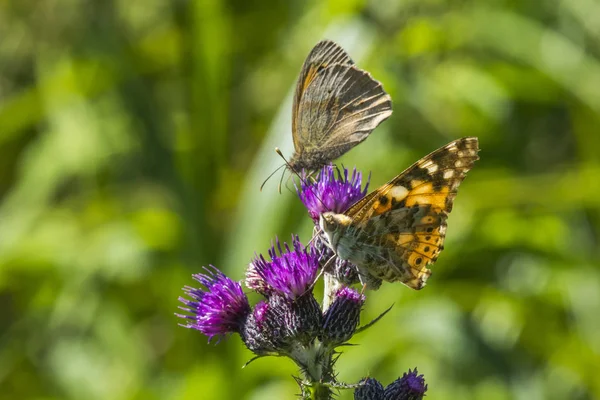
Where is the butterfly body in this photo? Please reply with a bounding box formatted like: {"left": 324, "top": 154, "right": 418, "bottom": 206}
{"left": 319, "top": 137, "right": 480, "bottom": 290}
{"left": 288, "top": 40, "right": 392, "bottom": 173}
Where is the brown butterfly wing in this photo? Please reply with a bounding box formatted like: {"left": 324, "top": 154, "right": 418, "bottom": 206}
{"left": 289, "top": 40, "right": 392, "bottom": 172}
{"left": 345, "top": 137, "right": 479, "bottom": 289}
{"left": 292, "top": 40, "right": 354, "bottom": 153}
{"left": 290, "top": 64, "right": 392, "bottom": 171}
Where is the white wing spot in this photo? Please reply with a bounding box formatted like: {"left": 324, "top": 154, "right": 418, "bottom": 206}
{"left": 455, "top": 160, "right": 463, "bottom": 167}
{"left": 427, "top": 163, "right": 439, "bottom": 173}
{"left": 389, "top": 185, "right": 409, "bottom": 202}
{"left": 443, "top": 170, "right": 454, "bottom": 179}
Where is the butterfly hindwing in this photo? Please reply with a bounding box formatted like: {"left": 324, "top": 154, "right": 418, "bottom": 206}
{"left": 336, "top": 137, "right": 479, "bottom": 289}
{"left": 354, "top": 204, "right": 447, "bottom": 289}
{"left": 289, "top": 41, "right": 392, "bottom": 172}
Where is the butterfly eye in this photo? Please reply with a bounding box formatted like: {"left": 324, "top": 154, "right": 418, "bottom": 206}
{"left": 319, "top": 213, "right": 337, "bottom": 233}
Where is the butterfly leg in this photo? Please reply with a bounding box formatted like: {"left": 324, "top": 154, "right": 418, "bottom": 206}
{"left": 321, "top": 254, "right": 336, "bottom": 273}
{"left": 356, "top": 266, "right": 382, "bottom": 291}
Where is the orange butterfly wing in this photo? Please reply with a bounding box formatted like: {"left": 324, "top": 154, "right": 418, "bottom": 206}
{"left": 344, "top": 137, "right": 479, "bottom": 289}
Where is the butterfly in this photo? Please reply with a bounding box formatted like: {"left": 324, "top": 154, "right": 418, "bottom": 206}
{"left": 287, "top": 40, "right": 393, "bottom": 173}
{"left": 319, "top": 137, "right": 479, "bottom": 290}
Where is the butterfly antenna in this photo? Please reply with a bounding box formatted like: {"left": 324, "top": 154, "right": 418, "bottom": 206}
{"left": 278, "top": 165, "right": 288, "bottom": 194}
{"left": 274, "top": 147, "right": 311, "bottom": 189}
{"left": 260, "top": 164, "right": 286, "bottom": 192}
{"left": 275, "top": 147, "right": 296, "bottom": 171}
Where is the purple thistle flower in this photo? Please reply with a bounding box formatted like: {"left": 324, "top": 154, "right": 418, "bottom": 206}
{"left": 245, "top": 261, "right": 270, "bottom": 295}
{"left": 321, "top": 286, "right": 365, "bottom": 345}
{"left": 247, "top": 235, "right": 319, "bottom": 300}
{"left": 384, "top": 368, "right": 428, "bottom": 400}
{"left": 297, "top": 165, "right": 369, "bottom": 222}
{"left": 177, "top": 266, "right": 250, "bottom": 342}
{"left": 355, "top": 377, "right": 385, "bottom": 400}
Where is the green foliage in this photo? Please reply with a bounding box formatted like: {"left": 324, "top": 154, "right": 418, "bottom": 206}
{"left": 1, "top": 0, "right": 599, "bottom": 399}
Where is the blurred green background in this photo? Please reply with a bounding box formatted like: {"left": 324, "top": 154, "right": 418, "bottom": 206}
{"left": 1, "top": 0, "right": 599, "bottom": 399}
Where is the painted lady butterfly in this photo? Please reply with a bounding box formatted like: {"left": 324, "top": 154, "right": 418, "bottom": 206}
{"left": 319, "top": 137, "right": 479, "bottom": 289}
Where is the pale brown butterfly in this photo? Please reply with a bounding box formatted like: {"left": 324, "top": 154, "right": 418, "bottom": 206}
{"left": 287, "top": 40, "right": 393, "bottom": 173}
{"left": 319, "top": 137, "right": 480, "bottom": 290}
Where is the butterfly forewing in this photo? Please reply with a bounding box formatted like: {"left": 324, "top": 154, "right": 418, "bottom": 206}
{"left": 289, "top": 41, "right": 392, "bottom": 172}
{"left": 292, "top": 40, "right": 354, "bottom": 151}
{"left": 334, "top": 137, "right": 480, "bottom": 289}
{"left": 293, "top": 41, "right": 353, "bottom": 112}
